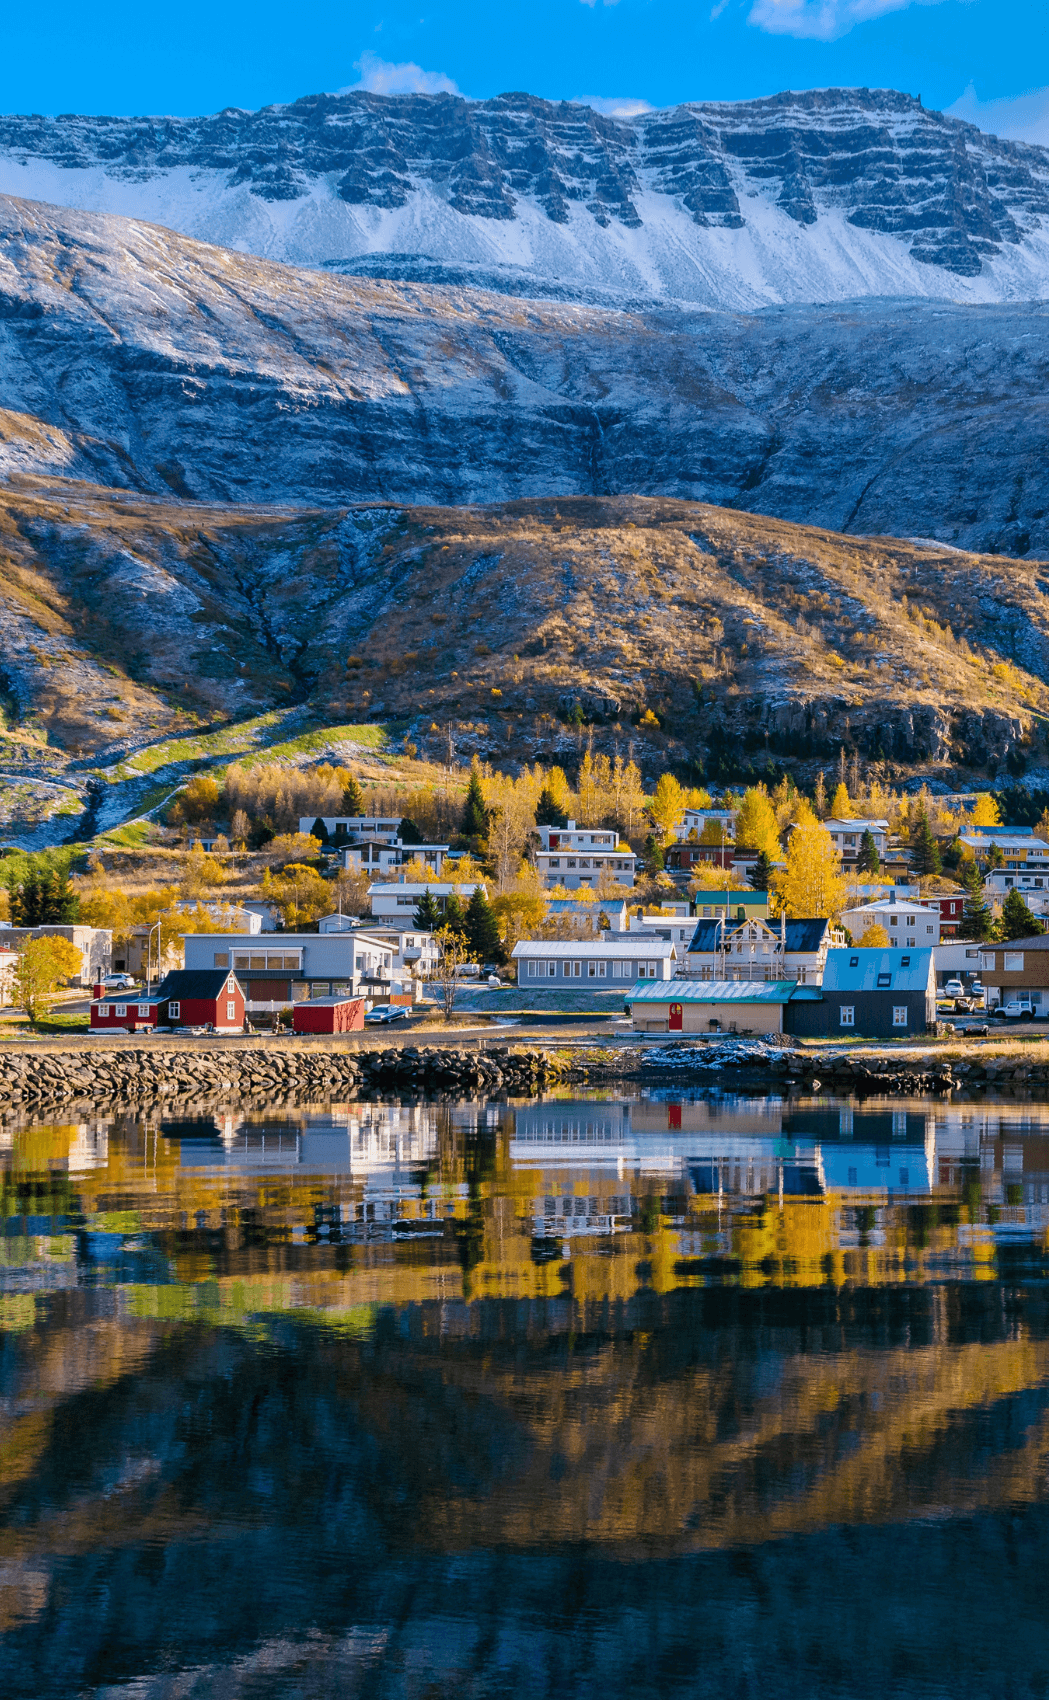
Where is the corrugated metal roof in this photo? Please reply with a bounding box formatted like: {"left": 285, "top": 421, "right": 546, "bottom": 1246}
{"left": 628, "top": 979, "right": 798, "bottom": 1004}
{"left": 821, "top": 948, "right": 934, "bottom": 991}
{"left": 155, "top": 970, "right": 242, "bottom": 999}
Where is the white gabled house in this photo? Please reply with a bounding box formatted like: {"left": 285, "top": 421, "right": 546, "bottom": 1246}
{"left": 368, "top": 880, "right": 486, "bottom": 920}
{"left": 512, "top": 939, "right": 676, "bottom": 984}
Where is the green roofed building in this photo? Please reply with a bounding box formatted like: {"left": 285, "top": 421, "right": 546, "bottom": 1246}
{"left": 690, "top": 891, "right": 770, "bottom": 921}
{"left": 628, "top": 978, "right": 798, "bottom": 1035}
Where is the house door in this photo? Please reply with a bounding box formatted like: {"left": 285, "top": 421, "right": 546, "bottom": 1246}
{"left": 669, "top": 1003, "right": 683, "bottom": 1031}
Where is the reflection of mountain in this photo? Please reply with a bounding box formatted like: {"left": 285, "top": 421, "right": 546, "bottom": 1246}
{"left": 1, "top": 1287, "right": 1048, "bottom": 1696}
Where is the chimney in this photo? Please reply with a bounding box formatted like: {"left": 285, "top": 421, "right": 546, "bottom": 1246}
{"left": 92, "top": 982, "right": 104, "bottom": 1000}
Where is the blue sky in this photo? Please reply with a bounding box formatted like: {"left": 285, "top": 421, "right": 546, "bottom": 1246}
{"left": 2, "top": 0, "right": 1048, "bottom": 141}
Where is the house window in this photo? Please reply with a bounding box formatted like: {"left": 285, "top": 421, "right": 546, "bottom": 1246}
{"left": 1004, "top": 952, "right": 1025, "bottom": 972}
{"left": 900, "top": 955, "right": 911, "bottom": 966}
{"left": 876, "top": 973, "right": 891, "bottom": 987}
{"left": 526, "top": 961, "right": 536, "bottom": 977}
{"left": 226, "top": 1001, "right": 236, "bottom": 1021}
{"left": 572, "top": 962, "right": 582, "bottom": 977}
{"left": 567, "top": 859, "right": 577, "bottom": 869}
{"left": 214, "top": 953, "right": 229, "bottom": 968}
{"left": 839, "top": 1006, "right": 855, "bottom": 1027}
{"left": 926, "top": 926, "right": 934, "bottom": 935}
{"left": 906, "top": 937, "right": 916, "bottom": 948}
{"left": 849, "top": 955, "right": 858, "bottom": 967}
{"left": 137, "top": 1004, "right": 150, "bottom": 1018}
{"left": 548, "top": 962, "right": 556, "bottom": 977}
{"left": 169, "top": 1002, "right": 180, "bottom": 1019}
{"left": 98, "top": 1004, "right": 109, "bottom": 1017}
{"left": 892, "top": 1006, "right": 908, "bottom": 1027}
{"left": 549, "top": 858, "right": 560, "bottom": 868}
{"left": 889, "top": 914, "right": 897, "bottom": 926}
{"left": 115, "top": 1004, "right": 126, "bottom": 1017}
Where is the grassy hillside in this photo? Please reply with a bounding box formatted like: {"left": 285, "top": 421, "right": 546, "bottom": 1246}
{"left": 1, "top": 477, "right": 1047, "bottom": 843}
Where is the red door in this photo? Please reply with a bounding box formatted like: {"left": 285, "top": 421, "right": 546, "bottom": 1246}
{"left": 669, "top": 1003, "right": 683, "bottom": 1031}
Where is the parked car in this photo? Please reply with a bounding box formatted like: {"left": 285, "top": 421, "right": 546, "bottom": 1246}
{"left": 992, "top": 1000, "right": 1034, "bottom": 1020}
{"left": 970, "top": 981, "right": 985, "bottom": 998}
{"left": 943, "top": 979, "right": 965, "bottom": 999}
{"left": 366, "top": 1005, "right": 409, "bottom": 1025}
{"left": 103, "top": 973, "right": 135, "bottom": 990}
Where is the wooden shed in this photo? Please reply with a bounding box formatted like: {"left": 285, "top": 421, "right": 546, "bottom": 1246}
{"left": 293, "top": 995, "right": 366, "bottom": 1035}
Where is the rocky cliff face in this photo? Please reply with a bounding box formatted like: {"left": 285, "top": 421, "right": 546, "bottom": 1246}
{"left": 1, "top": 195, "right": 1049, "bottom": 556}
{"left": 2, "top": 89, "right": 1049, "bottom": 307}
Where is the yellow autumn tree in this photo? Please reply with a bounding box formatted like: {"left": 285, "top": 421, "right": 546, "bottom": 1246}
{"left": 773, "top": 818, "right": 849, "bottom": 919}
{"left": 649, "top": 773, "right": 686, "bottom": 844}
{"left": 857, "top": 923, "right": 891, "bottom": 947}
{"left": 830, "top": 781, "right": 851, "bottom": 817}
{"left": 969, "top": 793, "right": 1001, "bottom": 829}
{"left": 733, "top": 786, "right": 781, "bottom": 859}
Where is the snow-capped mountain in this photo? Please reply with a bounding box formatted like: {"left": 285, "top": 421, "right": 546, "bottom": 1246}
{"left": 2, "top": 87, "right": 1049, "bottom": 308}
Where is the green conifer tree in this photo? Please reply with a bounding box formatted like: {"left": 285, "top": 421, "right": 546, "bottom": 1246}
{"left": 461, "top": 768, "right": 488, "bottom": 839}
{"left": 413, "top": 887, "right": 442, "bottom": 931}
{"left": 535, "top": 787, "right": 567, "bottom": 828}
{"left": 443, "top": 893, "right": 468, "bottom": 941}
{"left": 857, "top": 828, "right": 880, "bottom": 874}
{"left": 1001, "top": 887, "right": 1045, "bottom": 940}
{"left": 398, "top": 816, "right": 424, "bottom": 845}
{"left": 464, "top": 887, "right": 503, "bottom": 964}
{"left": 341, "top": 775, "right": 365, "bottom": 816}
{"left": 749, "top": 850, "right": 774, "bottom": 892}
{"left": 910, "top": 808, "right": 942, "bottom": 877}
{"left": 309, "top": 817, "right": 330, "bottom": 845}
{"left": 957, "top": 863, "right": 995, "bottom": 942}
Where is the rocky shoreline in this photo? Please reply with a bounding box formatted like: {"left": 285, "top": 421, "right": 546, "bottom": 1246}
{"left": 0, "top": 1045, "right": 561, "bottom": 1119}
{"left": 1, "top": 1038, "right": 1046, "bottom": 1120}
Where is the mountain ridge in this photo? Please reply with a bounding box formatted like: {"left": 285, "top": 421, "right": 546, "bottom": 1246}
{"left": 2, "top": 87, "right": 1049, "bottom": 308}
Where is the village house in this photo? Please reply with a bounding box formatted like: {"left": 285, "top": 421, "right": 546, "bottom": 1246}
{"left": 181, "top": 931, "right": 407, "bottom": 1014}
{"left": 0, "top": 924, "right": 111, "bottom": 987}
{"left": 960, "top": 832, "right": 1049, "bottom": 871}
{"left": 545, "top": 898, "right": 630, "bottom": 933}
{"left": 340, "top": 839, "right": 452, "bottom": 876}
{"left": 367, "top": 880, "right": 485, "bottom": 921}
{"left": 984, "top": 869, "right": 1049, "bottom": 921}
{"left": 534, "top": 821, "right": 637, "bottom": 891}
{"left": 823, "top": 818, "right": 890, "bottom": 863}
{"left": 298, "top": 815, "right": 402, "bottom": 844}
{"left": 841, "top": 896, "right": 941, "bottom": 947}
{"left": 292, "top": 995, "right": 366, "bottom": 1035}
{"left": 511, "top": 940, "right": 676, "bottom": 985}
{"left": 628, "top": 979, "right": 799, "bottom": 1035}
{"left": 783, "top": 947, "right": 936, "bottom": 1039}
{"left": 976, "top": 937, "right": 1049, "bottom": 1015}
{"left": 690, "top": 890, "right": 770, "bottom": 921}
{"left": 684, "top": 915, "right": 840, "bottom": 985}
{"left": 91, "top": 969, "right": 246, "bottom": 1034}
{"left": 628, "top": 913, "right": 699, "bottom": 952}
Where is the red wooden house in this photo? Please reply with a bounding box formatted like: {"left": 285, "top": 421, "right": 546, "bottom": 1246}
{"left": 90, "top": 969, "right": 245, "bottom": 1034}
{"left": 292, "top": 995, "right": 366, "bottom": 1035}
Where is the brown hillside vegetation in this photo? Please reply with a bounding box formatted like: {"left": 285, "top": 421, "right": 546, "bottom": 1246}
{"left": 1, "top": 476, "right": 1047, "bottom": 783}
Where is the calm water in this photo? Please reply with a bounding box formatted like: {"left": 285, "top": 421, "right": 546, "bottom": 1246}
{"left": 1, "top": 1087, "right": 1049, "bottom": 1699}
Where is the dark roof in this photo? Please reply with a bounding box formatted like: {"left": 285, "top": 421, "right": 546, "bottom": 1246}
{"left": 687, "top": 916, "right": 831, "bottom": 954}
{"left": 155, "top": 970, "right": 242, "bottom": 1000}
{"left": 984, "top": 934, "right": 1049, "bottom": 951}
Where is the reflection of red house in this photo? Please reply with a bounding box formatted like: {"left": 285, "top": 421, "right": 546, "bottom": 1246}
{"left": 293, "top": 995, "right": 365, "bottom": 1034}
{"left": 90, "top": 969, "right": 245, "bottom": 1033}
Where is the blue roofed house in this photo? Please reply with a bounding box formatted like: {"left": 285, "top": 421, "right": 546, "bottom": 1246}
{"left": 685, "top": 914, "right": 841, "bottom": 986}
{"left": 784, "top": 948, "right": 936, "bottom": 1039}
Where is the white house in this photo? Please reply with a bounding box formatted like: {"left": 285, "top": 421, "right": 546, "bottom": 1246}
{"left": 183, "top": 930, "right": 409, "bottom": 1011}
{"left": 985, "top": 868, "right": 1049, "bottom": 919}
{"left": 823, "top": 818, "right": 890, "bottom": 862}
{"left": 341, "top": 840, "right": 451, "bottom": 876}
{"left": 512, "top": 939, "right": 676, "bottom": 984}
{"left": 534, "top": 820, "right": 636, "bottom": 891}
{"left": 299, "top": 815, "right": 402, "bottom": 844}
{"left": 685, "top": 916, "right": 840, "bottom": 985}
{"left": 353, "top": 925, "right": 439, "bottom": 981}
{"left": 628, "top": 913, "right": 698, "bottom": 953}
{"left": 368, "top": 880, "right": 485, "bottom": 920}
{"left": 676, "top": 808, "right": 735, "bottom": 840}
{"left": 841, "top": 897, "right": 941, "bottom": 947}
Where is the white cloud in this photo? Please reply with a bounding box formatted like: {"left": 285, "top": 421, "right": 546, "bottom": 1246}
{"left": 575, "top": 95, "right": 655, "bottom": 117}
{"left": 747, "top": 0, "right": 949, "bottom": 42}
{"left": 340, "top": 51, "right": 461, "bottom": 97}
{"left": 946, "top": 81, "right": 1049, "bottom": 148}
